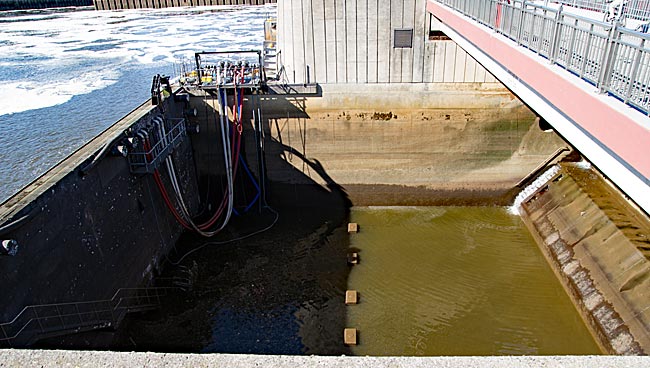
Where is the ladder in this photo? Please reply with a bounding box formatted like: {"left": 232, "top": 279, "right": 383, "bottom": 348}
{"left": 263, "top": 40, "right": 278, "bottom": 81}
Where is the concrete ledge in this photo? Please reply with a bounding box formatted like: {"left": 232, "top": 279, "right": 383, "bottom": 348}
{"left": 0, "top": 351, "right": 648, "bottom": 368}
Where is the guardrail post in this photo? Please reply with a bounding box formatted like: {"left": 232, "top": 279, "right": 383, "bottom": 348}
{"left": 32, "top": 309, "right": 45, "bottom": 334}
{"left": 566, "top": 18, "right": 578, "bottom": 69}
{"left": 537, "top": 7, "right": 549, "bottom": 55}
{"left": 0, "top": 324, "right": 8, "bottom": 344}
{"left": 517, "top": 1, "right": 526, "bottom": 45}
{"left": 549, "top": 5, "right": 563, "bottom": 64}
{"left": 625, "top": 38, "right": 645, "bottom": 104}
{"left": 598, "top": 23, "right": 619, "bottom": 93}
{"left": 580, "top": 23, "right": 595, "bottom": 79}
{"left": 507, "top": 1, "right": 516, "bottom": 36}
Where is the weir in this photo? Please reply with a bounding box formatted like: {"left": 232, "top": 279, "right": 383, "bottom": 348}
{"left": 92, "top": 0, "right": 276, "bottom": 11}
{"left": 0, "top": 0, "right": 649, "bottom": 363}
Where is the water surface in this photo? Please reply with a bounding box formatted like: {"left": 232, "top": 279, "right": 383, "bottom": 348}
{"left": 0, "top": 5, "right": 274, "bottom": 202}
{"left": 347, "top": 206, "right": 600, "bottom": 355}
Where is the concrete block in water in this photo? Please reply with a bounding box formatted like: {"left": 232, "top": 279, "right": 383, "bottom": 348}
{"left": 345, "top": 290, "right": 358, "bottom": 305}
{"left": 344, "top": 328, "right": 357, "bottom": 345}
{"left": 348, "top": 223, "right": 359, "bottom": 233}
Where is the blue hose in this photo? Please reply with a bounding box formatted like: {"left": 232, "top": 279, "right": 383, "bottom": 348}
{"left": 233, "top": 152, "right": 261, "bottom": 216}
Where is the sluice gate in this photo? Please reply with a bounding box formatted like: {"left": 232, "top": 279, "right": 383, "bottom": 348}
{"left": 93, "top": 0, "right": 276, "bottom": 11}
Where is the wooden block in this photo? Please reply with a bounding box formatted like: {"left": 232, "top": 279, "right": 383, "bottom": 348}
{"left": 348, "top": 223, "right": 359, "bottom": 233}
{"left": 344, "top": 328, "right": 357, "bottom": 345}
{"left": 347, "top": 252, "right": 359, "bottom": 265}
{"left": 345, "top": 290, "right": 358, "bottom": 305}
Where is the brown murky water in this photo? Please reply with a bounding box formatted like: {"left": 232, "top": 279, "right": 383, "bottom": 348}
{"left": 347, "top": 206, "right": 601, "bottom": 355}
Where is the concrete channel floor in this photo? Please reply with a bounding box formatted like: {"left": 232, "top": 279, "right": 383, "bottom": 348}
{"left": 0, "top": 351, "right": 649, "bottom": 368}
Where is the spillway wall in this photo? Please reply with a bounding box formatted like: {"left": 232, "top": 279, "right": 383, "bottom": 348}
{"left": 0, "top": 97, "right": 199, "bottom": 341}
{"left": 252, "top": 83, "right": 566, "bottom": 206}
{"left": 93, "top": 0, "right": 276, "bottom": 10}
{"left": 520, "top": 163, "right": 650, "bottom": 354}
{"left": 0, "top": 0, "right": 92, "bottom": 10}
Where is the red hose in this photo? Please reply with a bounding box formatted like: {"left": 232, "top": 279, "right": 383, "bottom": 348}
{"left": 197, "top": 85, "right": 243, "bottom": 230}
{"left": 149, "top": 80, "right": 246, "bottom": 232}
{"left": 145, "top": 139, "right": 192, "bottom": 230}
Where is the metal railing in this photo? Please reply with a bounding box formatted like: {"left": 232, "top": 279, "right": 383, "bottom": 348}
{"left": 0, "top": 287, "right": 176, "bottom": 347}
{"left": 550, "top": 0, "right": 650, "bottom": 22}
{"left": 436, "top": 0, "right": 650, "bottom": 115}
{"left": 128, "top": 118, "right": 187, "bottom": 174}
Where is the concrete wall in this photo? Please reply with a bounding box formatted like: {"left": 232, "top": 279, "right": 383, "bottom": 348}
{"left": 427, "top": 1, "right": 650, "bottom": 217}
{"left": 0, "top": 98, "right": 199, "bottom": 345}
{"left": 521, "top": 162, "right": 650, "bottom": 355}
{"left": 0, "top": 0, "right": 92, "bottom": 10}
{"left": 276, "top": 0, "right": 498, "bottom": 84}
{"left": 258, "top": 83, "right": 566, "bottom": 205}
{"left": 93, "top": 0, "right": 276, "bottom": 10}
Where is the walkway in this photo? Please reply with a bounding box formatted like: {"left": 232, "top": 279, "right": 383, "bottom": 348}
{"left": 0, "top": 350, "right": 648, "bottom": 368}
{"left": 428, "top": 0, "right": 650, "bottom": 215}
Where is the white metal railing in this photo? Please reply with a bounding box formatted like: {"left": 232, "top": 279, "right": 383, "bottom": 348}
{"left": 436, "top": 0, "right": 650, "bottom": 115}
{"left": 549, "top": 0, "right": 650, "bottom": 22}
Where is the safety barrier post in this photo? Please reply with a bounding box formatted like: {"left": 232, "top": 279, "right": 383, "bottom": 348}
{"left": 625, "top": 38, "right": 645, "bottom": 104}
{"left": 579, "top": 23, "right": 595, "bottom": 78}
{"left": 566, "top": 18, "right": 579, "bottom": 69}
{"left": 549, "top": 5, "right": 564, "bottom": 64}
{"left": 517, "top": 1, "right": 527, "bottom": 45}
{"left": 598, "top": 23, "right": 620, "bottom": 93}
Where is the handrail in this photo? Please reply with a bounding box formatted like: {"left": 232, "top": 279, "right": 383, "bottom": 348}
{"left": 549, "top": 0, "right": 650, "bottom": 23}
{"left": 435, "top": 0, "right": 650, "bottom": 115}
{"left": 0, "top": 287, "right": 177, "bottom": 347}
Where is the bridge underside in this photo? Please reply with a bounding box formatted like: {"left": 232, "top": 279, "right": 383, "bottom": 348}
{"left": 427, "top": 1, "right": 650, "bottom": 216}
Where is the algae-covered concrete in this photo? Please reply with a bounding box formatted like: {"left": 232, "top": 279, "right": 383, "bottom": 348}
{"left": 521, "top": 162, "right": 650, "bottom": 355}
{"left": 261, "top": 83, "right": 567, "bottom": 205}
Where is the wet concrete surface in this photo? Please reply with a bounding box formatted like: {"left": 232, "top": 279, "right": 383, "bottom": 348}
{"left": 112, "top": 182, "right": 352, "bottom": 355}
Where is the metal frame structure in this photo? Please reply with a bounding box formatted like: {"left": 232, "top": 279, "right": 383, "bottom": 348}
{"left": 549, "top": 0, "right": 650, "bottom": 22}
{"left": 0, "top": 287, "right": 176, "bottom": 347}
{"left": 127, "top": 118, "right": 187, "bottom": 174}
{"left": 437, "top": 0, "right": 650, "bottom": 115}
{"left": 194, "top": 50, "right": 264, "bottom": 89}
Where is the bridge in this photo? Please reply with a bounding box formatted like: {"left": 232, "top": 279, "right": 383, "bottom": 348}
{"left": 427, "top": 0, "right": 650, "bottom": 215}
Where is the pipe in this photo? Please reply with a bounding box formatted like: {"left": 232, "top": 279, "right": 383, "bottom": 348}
{"left": 154, "top": 86, "right": 236, "bottom": 237}
{"left": 79, "top": 132, "right": 125, "bottom": 175}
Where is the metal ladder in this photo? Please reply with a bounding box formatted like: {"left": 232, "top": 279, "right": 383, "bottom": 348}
{"left": 0, "top": 287, "right": 176, "bottom": 347}
{"left": 263, "top": 40, "right": 278, "bottom": 81}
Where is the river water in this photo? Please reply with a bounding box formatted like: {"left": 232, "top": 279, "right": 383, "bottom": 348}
{"left": 114, "top": 204, "right": 601, "bottom": 355}
{"left": 0, "top": 5, "right": 273, "bottom": 202}
{"left": 348, "top": 206, "right": 600, "bottom": 355}
{"left": 2, "top": 5, "right": 602, "bottom": 355}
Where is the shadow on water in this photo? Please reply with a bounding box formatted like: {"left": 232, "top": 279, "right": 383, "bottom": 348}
{"left": 109, "top": 94, "right": 353, "bottom": 355}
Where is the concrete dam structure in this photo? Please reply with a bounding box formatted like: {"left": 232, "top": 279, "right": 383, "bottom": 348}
{"left": 1, "top": 0, "right": 650, "bottom": 364}
{"left": 92, "top": 0, "right": 276, "bottom": 10}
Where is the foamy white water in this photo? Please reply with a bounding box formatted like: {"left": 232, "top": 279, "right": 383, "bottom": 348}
{"left": 0, "top": 5, "right": 274, "bottom": 202}
{"left": 509, "top": 165, "right": 561, "bottom": 215}
{"left": 0, "top": 5, "right": 272, "bottom": 114}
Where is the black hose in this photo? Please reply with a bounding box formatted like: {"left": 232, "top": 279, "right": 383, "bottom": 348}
{"left": 0, "top": 214, "right": 29, "bottom": 237}
{"left": 79, "top": 133, "right": 125, "bottom": 176}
